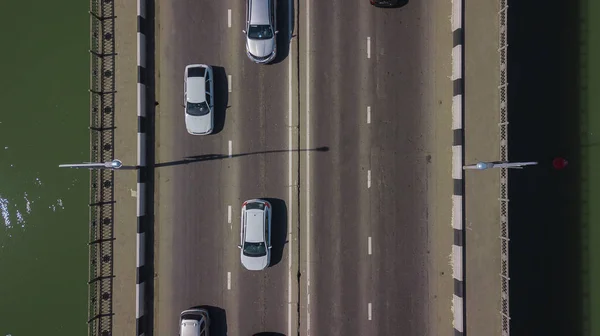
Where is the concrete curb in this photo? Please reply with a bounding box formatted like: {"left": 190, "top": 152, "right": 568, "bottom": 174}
{"left": 451, "top": 0, "right": 466, "bottom": 335}
{"left": 136, "top": 0, "right": 149, "bottom": 334}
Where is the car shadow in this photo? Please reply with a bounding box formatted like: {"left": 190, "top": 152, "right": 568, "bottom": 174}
{"left": 270, "top": 0, "right": 293, "bottom": 64}
{"left": 373, "top": 0, "right": 409, "bottom": 8}
{"left": 191, "top": 305, "right": 227, "bottom": 336}
{"left": 253, "top": 333, "right": 286, "bottom": 336}
{"left": 263, "top": 198, "right": 287, "bottom": 267}
{"left": 211, "top": 66, "right": 229, "bottom": 134}
{"left": 396, "top": 0, "right": 409, "bottom": 8}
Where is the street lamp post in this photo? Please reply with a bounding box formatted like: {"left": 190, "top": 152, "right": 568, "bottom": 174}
{"left": 59, "top": 159, "right": 123, "bottom": 170}
{"left": 463, "top": 161, "right": 538, "bottom": 170}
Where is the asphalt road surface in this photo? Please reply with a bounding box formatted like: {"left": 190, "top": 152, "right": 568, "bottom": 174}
{"left": 154, "top": 0, "right": 296, "bottom": 335}
{"left": 154, "top": 0, "right": 447, "bottom": 335}
{"left": 300, "top": 0, "right": 435, "bottom": 335}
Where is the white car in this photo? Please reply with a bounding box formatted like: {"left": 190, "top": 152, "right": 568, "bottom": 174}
{"left": 179, "top": 308, "right": 210, "bottom": 336}
{"left": 243, "top": 0, "right": 278, "bottom": 63}
{"left": 238, "top": 199, "right": 272, "bottom": 271}
{"left": 184, "top": 64, "right": 214, "bottom": 135}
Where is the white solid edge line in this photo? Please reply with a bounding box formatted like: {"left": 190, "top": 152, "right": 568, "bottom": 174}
{"left": 368, "top": 302, "right": 372, "bottom": 320}
{"left": 367, "top": 106, "right": 371, "bottom": 124}
{"left": 228, "top": 75, "right": 232, "bottom": 92}
{"left": 228, "top": 205, "right": 232, "bottom": 224}
{"left": 367, "top": 37, "right": 371, "bottom": 59}
{"left": 306, "top": 0, "right": 311, "bottom": 334}
{"left": 227, "top": 271, "right": 231, "bottom": 290}
{"left": 367, "top": 170, "right": 371, "bottom": 189}
{"left": 287, "top": 32, "right": 293, "bottom": 336}
{"left": 229, "top": 140, "right": 233, "bottom": 158}
{"left": 368, "top": 236, "right": 372, "bottom": 255}
{"left": 228, "top": 9, "right": 232, "bottom": 28}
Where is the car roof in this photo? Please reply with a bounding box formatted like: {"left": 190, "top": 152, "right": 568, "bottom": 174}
{"left": 244, "top": 210, "right": 265, "bottom": 243}
{"left": 249, "top": 0, "right": 270, "bottom": 25}
{"left": 186, "top": 77, "right": 206, "bottom": 103}
{"left": 180, "top": 319, "right": 201, "bottom": 336}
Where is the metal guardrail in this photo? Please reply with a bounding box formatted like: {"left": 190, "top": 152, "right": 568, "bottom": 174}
{"left": 498, "top": 0, "right": 510, "bottom": 335}
{"left": 88, "top": 0, "right": 116, "bottom": 335}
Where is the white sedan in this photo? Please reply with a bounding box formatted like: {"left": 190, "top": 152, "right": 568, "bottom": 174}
{"left": 184, "top": 64, "right": 214, "bottom": 135}
{"left": 238, "top": 199, "right": 272, "bottom": 271}
{"left": 179, "top": 308, "right": 210, "bottom": 336}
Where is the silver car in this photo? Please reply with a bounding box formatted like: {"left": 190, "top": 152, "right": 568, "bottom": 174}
{"left": 179, "top": 308, "right": 210, "bottom": 336}
{"left": 238, "top": 199, "right": 272, "bottom": 270}
{"left": 243, "top": 0, "right": 278, "bottom": 64}
{"left": 184, "top": 64, "right": 214, "bottom": 135}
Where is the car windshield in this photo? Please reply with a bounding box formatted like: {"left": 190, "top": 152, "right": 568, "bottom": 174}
{"left": 187, "top": 102, "right": 209, "bottom": 116}
{"left": 243, "top": 242, "right": 267, "bottom": 257}
{"left": 248, "top": 25, "right": 273, "bottom": 40}
{"left": 245, "top": 202, "right": 265, "bottom": 210}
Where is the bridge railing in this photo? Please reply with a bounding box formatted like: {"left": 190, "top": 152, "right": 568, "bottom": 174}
{"left": 88, "top": 0, "right": 116, "bottom": 335}
{"left": 498, "top": 0, "right": 510, "bottom": 334}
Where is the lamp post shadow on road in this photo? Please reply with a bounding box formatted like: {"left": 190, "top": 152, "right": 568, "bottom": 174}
{"left": 59, "top": 159, "right": 138, "bottom": 170}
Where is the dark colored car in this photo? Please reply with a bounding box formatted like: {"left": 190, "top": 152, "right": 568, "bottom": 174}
{"left": 370, "top": 0, "right": 405, "bottom": 8}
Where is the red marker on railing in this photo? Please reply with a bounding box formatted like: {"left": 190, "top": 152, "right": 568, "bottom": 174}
{"left": 552, "top": 157, "right": 568, "bottom": 170}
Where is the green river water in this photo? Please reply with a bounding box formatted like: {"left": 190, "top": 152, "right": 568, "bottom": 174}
{"left": 0, "top": 0, "right": 89, "bottom": 334}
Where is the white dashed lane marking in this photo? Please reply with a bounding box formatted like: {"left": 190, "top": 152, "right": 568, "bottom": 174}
{"left": 228, "top": 205, "right": 232, "bottom": 230}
